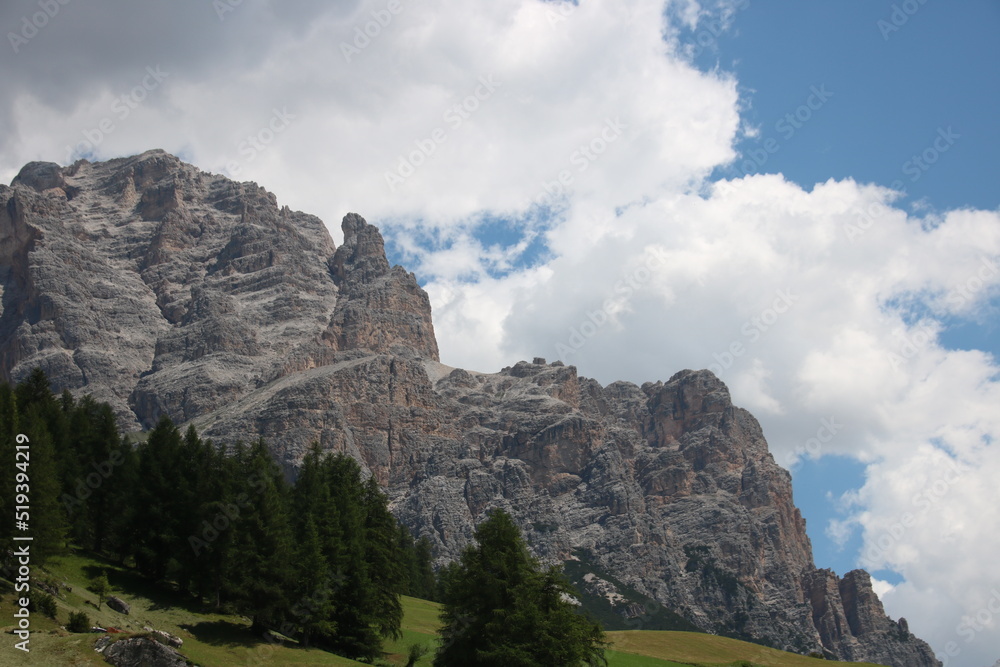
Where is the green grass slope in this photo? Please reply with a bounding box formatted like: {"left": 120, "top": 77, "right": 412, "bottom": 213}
{"left": 1, "top": 550, "right": 886, "bottom": 666}
{"left": 608, "top": 630, "right": 887, "bottom": 667}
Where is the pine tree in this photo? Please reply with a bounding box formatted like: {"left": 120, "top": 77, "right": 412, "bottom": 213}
{"left": 103, "top": 435, "right": 140, "bottom": 565}
{"left": 77, "top": 402, "right": 121, "bottom": 552}
{"left": 290, "top": 515, "right": 337, "bottom": 646}
{"left": 18, "top": 409, "right": 69, "bottom": 563}
{"left": 90, "top": 570, "right": 111, "bottom": 610}
{"left": 411, "top": 536, "right": 437, "bottom": 600}
{"left": 434, "top": 509, "right": 607, "bottom": 667}
{"left": 0, "top": 384, "right": 19, "bottom": 553}
{"left": 229, "top": 439, "right": 293, "bottom": 633}
{"left": 360, "top": 475, "right": 404, "bottom": 639}
{"left": 14, "top": 367, "right": 55, "bottom": 412}
{"left": 131, "top": 416, "right": 185, "bottom": 580}
{"left": 322, "top": 453, "right": 380, "bottom": 659}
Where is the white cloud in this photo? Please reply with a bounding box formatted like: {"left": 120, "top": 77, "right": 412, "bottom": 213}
{"left": 2, "top": 1, "right": 998, "bottom": 665}
{"left": 871, "top": 577, "right": 896, "bottom": 601}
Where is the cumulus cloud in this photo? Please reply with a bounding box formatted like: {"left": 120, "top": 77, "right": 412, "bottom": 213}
{"left": 2, "top": 1, "right": 998, "bottom": 664}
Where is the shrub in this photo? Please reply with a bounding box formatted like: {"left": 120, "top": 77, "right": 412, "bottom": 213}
{"left": 67, "top": 610, "right": 90, "bottom": 633}
{"left": 405, "top": 642, "right": 429, "bottom": 667}
{"left": 35, "top": 593, "right": 58, "bottom": 619}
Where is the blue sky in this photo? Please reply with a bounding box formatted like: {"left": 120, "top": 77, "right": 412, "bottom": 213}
{"left": 710, "top": 0, "right": 1000, "bottom": 213}
{"left": 687, "top": 0, "right": 1000, "bottom": 583}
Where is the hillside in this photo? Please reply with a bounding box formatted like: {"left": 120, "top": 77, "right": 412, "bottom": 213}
{"left": 0, "top": 549, "right": 888, "bottom": 667}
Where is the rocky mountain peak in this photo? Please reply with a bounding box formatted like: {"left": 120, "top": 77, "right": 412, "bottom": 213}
{"left": 11, "top": 161, "right": 67, "bottom": 192}
{"left": 0, "top": 151, "right": 940, "bottom": 667}
{"left": 332, "top": 211, "right": 391, "bottom": 285}
{"left": 0, "top": 153, "right": 438, "bottom": 430}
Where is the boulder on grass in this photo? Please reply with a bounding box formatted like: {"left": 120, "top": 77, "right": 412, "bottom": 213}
{"left": 102, "top": 636, "right": 188, "bottom": 667}
{"left": 106, "top": 596, "right": 130, "bottom": 615}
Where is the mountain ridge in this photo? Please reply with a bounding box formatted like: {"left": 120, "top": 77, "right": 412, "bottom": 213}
{"left": 0, "top": 150, "right": 940, "bottom": 666}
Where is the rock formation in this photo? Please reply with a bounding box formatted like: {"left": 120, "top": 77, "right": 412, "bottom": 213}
{"left": 99, "top": 636, "right": 189, "bottom": 667}
{"left": 0, "top": 151, "right": 940, "bottom": 665}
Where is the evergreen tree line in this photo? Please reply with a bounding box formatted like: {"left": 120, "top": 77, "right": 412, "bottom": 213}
{"left": 2, "top": 369, "right": 608, "bottom": 665}
{"left": 0, "top": 369, "right": 435, "bottom": 661}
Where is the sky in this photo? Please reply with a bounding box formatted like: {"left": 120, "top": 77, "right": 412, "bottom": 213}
{"left": 2, "top": 1, "right": 998, "bottom": 664}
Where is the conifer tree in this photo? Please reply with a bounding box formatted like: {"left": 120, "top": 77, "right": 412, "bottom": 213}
{"left": 435, "top": 509, "right": 607, "bottom": 667}
{"left": 131, "top": 415, "right": 185, "bottom": 580}
{"left": 291, "top": 515, "right": 337, "bottom": 646}
{"left": 18, "top": 409, "right": 68, "bottom": 563}
{"left": 0, "top": 384, "right": 19, "bottom": 550}
{"left": 229, "top": 439, "right": 293, "bottom": 632}
{"left": 361, "top": 475, "right": 404, "bottom": 639}
{"left": 90, "top": 570, "right": 111, "bottom": 610}
{"left": 104, "top": 435, "right": 140, "bottom": 564}
{"left": 412, "top": 536, "right": 437, "bottom": 600}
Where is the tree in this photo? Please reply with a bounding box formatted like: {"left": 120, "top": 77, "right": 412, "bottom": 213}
{"left": 90, "top": 570, "right": 111, "bottom": 610}
{"left": 67, "top": 610, "right": 90, "bottom": 633}
{"left": 228, "top": 439, "right": 294, "bottom": 633}
{"left": 19, "top": 409, "right": 68, "bottom": 563}
{"left": 130, "top": 416, "right": 186, "bottom": 580}
{"left": 0, "top": 383, "right": 18, "bottom": 551}
{"left": 435, "top": 509, "right": 607, "bottom": 667}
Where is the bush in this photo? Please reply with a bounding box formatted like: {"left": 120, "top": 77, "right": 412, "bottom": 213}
{"left": 405, "top": 642, "right": 429, "bottom": 667}
{"left": 88, "top": 571, "right": 111, "bottom": 610}
{"left": 32, "top": 593, "right": 58, "bottom": 619}
{"left": 67, "top": 610, "right": 90, "bottom": 633}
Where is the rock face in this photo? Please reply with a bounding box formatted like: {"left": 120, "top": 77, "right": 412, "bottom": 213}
{"left": 0, "top": 151, "right": 436, "bottom": 445}
{"left": 0, "top": 152, "right": 940, "bottom": 666}
{"left": 101, "top": 636, "right": 189, "bottom": 667}
{"left": 804, "top": 569, "right": 939, "bottom": 664}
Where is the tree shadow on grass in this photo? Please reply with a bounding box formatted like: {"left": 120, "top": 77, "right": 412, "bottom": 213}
{"left": 79, "top": 559, "right": 204, "bottom": 614}
{"left": 180, "top": 620, "right": 320, "bottom": 656}
{"left": 179, "top": 619, "right": 255, "bottom": 648}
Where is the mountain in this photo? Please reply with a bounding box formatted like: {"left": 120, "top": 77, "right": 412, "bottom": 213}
{"left": 0, "top": 150, "right": 941, "bottom": 666}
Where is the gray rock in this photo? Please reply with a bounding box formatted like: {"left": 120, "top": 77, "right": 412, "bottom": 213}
{"left": 94, "top": 635, "right": 112, "bottom": 653}
{"left": 106, "top": 596, "right": 130, "bottom": 615}
{"left": 0, "top": 152, "right": 941, "bottom": 666}
{"left": 102, "top": 636, "right": 188, "bottom": 667}
{"left": 149, "top": 629, "right": 183, "bottom": 648}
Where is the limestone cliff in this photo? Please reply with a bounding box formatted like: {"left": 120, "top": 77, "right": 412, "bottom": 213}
{"left": 0, "top": 152, "right": 940, "bottom": 666}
